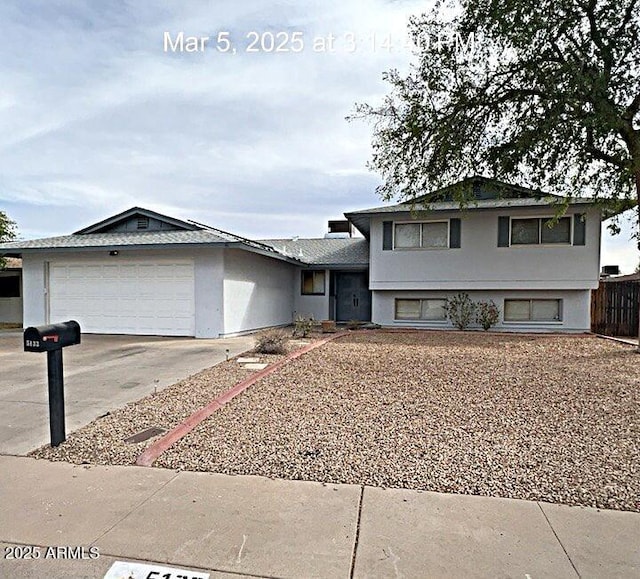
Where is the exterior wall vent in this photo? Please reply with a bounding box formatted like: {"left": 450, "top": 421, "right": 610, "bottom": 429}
{"left": 137, "top": 217, "right": 149, "bottom": 230}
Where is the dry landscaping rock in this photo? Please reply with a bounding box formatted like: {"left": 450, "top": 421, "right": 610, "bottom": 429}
{"left": 34, "top": 331, "right": 639, "bottom": 512}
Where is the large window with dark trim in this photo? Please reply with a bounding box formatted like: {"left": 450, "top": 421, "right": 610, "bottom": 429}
{"left": 301, "top": 270, "right": 325, "bottom": 295}
{"left": 504, "top": 299, "right": 562, "bottom": 322}
{"left": 0, "top": 276, "right": 20, "bottom": 298}
{"left": 511, "top": 217, "right": 571, "bottom": 245}
{"left": 395, "top": 298, "right": 447, "bottom": 320}
{"left": 394, "top": 221, "right": 449, "bottom": 249}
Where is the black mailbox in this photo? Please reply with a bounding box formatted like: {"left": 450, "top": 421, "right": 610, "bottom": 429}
{"left": 23, "top": 320, "right": 81, "bottom": 447}
{"left": 24, "top": 321, "right": 81, "bottom": 352}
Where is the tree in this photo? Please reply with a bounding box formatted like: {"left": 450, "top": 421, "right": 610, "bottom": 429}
{"left": 0, "top": 211, "right": 17, "bottom": 269}
{"left": 355, "top": 0, "right": 639, "bottom": 344}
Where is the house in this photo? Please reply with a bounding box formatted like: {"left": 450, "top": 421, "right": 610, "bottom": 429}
{"left": 0, "top": 207, "right": 368, "bottom": 337}
{"left": 0, "top": 177, "right": 621, "bottom": 336}
{"left": 344, "top": 177, "right": 612, "bottom": 332}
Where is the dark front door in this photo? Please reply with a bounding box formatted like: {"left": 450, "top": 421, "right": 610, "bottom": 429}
{"left": 335, "top": 272, "right": 371, "bottom": 322}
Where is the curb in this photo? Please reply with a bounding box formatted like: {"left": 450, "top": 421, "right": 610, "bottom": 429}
{"left": 136, "top": 331, "right": 348, "bottom": 467}
{"left": 595, "top": 334, "right": 639, "bottom": 347}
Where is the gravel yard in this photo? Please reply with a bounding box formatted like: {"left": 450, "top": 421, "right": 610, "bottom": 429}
{"left": 31, "top": 349, "right": 290, "bottom": 465}
{"left": 34, "top": 331, "right": 639, "bottom": 511}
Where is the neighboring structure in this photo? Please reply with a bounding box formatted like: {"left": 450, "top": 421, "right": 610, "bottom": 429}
{"left": 0, "top": 177, "right": 623, "bottom": 336}
{"left": 602, "top": 272, "right": 640, "bottom": 283}
{"left": 0, "top": 257, "right": 23, "bottom": 325}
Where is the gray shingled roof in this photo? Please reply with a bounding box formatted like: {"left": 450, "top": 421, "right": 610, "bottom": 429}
{"left": 0, "top": 231, "right": 369, "bottom": 267}
{"left": 346, "top": 196, "right": 593, "bottom": 216}
{"left": 260, "top": 238, "right": 369, "bottom": 266}
{"left": 344, "top": 197, "right": 599, "bottom": 237}
{"left": 0, "top": 230, "right": 235, "bottom": 252}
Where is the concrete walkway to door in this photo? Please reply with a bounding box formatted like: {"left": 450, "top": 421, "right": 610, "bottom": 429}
{"left": 0, "top": 333, "right": 255, "bottom": 455}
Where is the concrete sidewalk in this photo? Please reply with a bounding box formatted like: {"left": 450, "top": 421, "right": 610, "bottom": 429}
{"left": 0, "top": 456, "right": 638, "bottom": 578}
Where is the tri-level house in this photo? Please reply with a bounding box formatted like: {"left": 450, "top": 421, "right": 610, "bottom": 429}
{"left": 0, "top": 177, "right": 619, "bottom": 336}
{"left": 344, "top": 177, "right": 607, "bottom": 332}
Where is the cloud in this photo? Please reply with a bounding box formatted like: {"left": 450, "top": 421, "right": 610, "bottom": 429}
{"left": 0, "top": 0, "right": 423, "bottom": 228}
{"left": 0, "top": 0, "right": 637, "bottom": 273}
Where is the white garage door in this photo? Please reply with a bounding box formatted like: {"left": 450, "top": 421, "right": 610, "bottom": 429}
{"left": 49, "top": 260, "right": 195, "bottom": 336}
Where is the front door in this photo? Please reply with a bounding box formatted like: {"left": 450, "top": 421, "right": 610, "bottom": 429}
{"left": 335, "top": 272, "right": 371, "bottom": 322}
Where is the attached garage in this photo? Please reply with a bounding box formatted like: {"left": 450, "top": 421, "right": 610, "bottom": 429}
{"left": 48, "top": 260, "right": 195, "bottom": 336}
{"left": 1, "top": 207, "right": 306, "bottom": 338}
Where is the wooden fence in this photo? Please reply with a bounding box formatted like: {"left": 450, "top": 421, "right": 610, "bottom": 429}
{"left": 591, "top": 280, "right": 640, "bottom": 337}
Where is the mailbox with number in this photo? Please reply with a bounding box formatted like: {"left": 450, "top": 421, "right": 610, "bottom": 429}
{"left": 24, "top": 321, "right": 81, "bottom": 352}
{"left": 23, "top": 320, "right": 81, "bottom": 446}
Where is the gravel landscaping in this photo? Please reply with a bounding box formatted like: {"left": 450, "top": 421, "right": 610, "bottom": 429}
{"left": 31, "top": 348, "right": 292, "bottom": 465}
{"left": 34, "top": 331, "right": 639, "bottom": 512}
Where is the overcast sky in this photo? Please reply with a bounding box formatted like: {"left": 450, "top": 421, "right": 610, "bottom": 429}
{"left": 0, "top": 0, "right": 637, "bottom": 272}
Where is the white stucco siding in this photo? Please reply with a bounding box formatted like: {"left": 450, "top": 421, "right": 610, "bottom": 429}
{"left": 194, "top": 251, "right": 224, "bottom": 338}
{"left": 370, "top": 208, "right": 601, "bottom": 291}
{"left": 20, "top": 249, "right": 226, "bottom": 337}
{"left": 223, "top": 249, "right": 295, "bottom": 335}
{"left": 372, "top": 289, "right": 591, "bottom": 332}
{"left": 293, "top": 268, "right": 330, "bottom": 321}
{"left": 21, "top": 255, "right": 47, "bottom": 328}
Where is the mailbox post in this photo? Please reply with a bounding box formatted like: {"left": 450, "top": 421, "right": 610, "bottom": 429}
{"left": 24, "top": 321, "right": 81, "bottom": 447}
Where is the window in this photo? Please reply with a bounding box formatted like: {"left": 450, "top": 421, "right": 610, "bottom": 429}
{"left": 511, "top": 219, "right": 539, "bottom": 245}
{"left": 0, "top": 276, "right": 20, "bottom": 298}
{"left": 504, "top": 299, "right": 562, "bottom": 322}
{"left": 301, "top": 270, "right": 325, "bottom": 295}
{"left": 421, "top": 222, "right": 449, "bottom": 248}
{"left": 511, "top": 217, "right": 571, "bottom": 245}
{"left": 394, "top": 221, "right": 449, "bottom": 249}
{"left": 395, "top": 298, "right": 447, "bottom": 321}
{"left": 541, "top": 217, "right": 571, "bottom": 244}
{"left": 394, "top": 223, "right": 420, "bottom": 248}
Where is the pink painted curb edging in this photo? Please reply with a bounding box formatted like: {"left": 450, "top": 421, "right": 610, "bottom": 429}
{"left": 136, "top": 332, "right": 348, "bottom": 467}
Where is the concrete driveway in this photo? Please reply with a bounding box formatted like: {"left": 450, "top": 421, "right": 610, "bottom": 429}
{"left": 0, "top": 332, "right": 255, "bottom": 455}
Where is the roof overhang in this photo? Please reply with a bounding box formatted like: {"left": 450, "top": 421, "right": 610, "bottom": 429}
{"left": 299, "top": 263, "right": 369, "bottom": 270}
{"left": 0, "top": 240, "right": 306, "bottom": 266}
{"left": 345, "top": 198, "right": 624, "bottom": 237}
{"left": 599, "top": 198, "right": 638, "bottom": 220}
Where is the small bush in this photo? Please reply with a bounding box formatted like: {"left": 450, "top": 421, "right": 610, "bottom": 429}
{"left": 476, "top": 300, "right": 500, "bottom": 331}
{"left": 346, "top": 319, "right": 364, "bottom": 330}
{"left": 444, "top": 292, "right": 476, "bottom": 330}
{"left": 293, "top": 315, "right": 315, "bottom": 338}
{"left": 254, "top": 331, "right": 287, "bottom": 354}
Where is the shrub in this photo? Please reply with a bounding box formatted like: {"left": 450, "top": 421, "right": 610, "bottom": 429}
{"left": 346, "top": 319, "right": 364, "bottom": 330}
{"left": 293, "top": 315, "right": 314, "bottom": 338}
{"left": 444, "top": 292, "right": 476, "bottom": 330}
{"left": 254, "top": 331, "right": 287, "bottom": 355}
{"left": 476, "top": 300, "right": 500, "bottom": 331}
